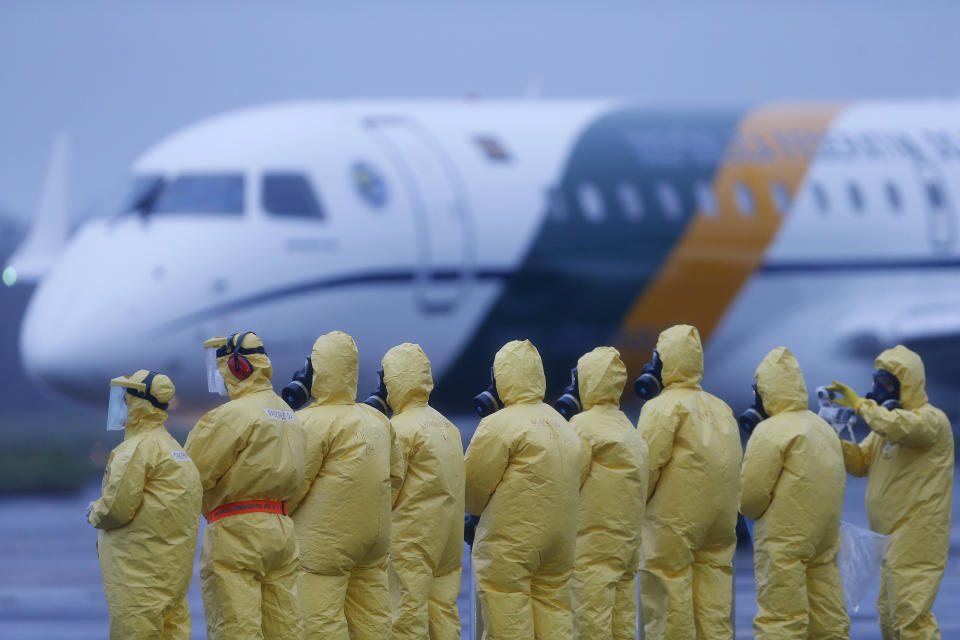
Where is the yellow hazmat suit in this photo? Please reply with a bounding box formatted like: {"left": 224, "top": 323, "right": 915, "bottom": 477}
{"left": 383, "top": 343, "right": 465, "bottom": 640}
{"left": 465, "top": 340, "right": 583, "bottom": 640}
{"left": 90, "top": 371, "right": 202, "bottom": 640}
{"left": 740, "top": 347, "right": 849, "bottom": 639}
{"left": 287, "top": 331, "right": 404, "bottom": 640}
{"left": 569, "top": 347, "right": 648, "bottom": 640}
{"left": 184, "top": 332, "right": 306, "bottom": 640}
{"left": 636, "top": 324, "right": 742, "bottom": 640}
{"left": 838, "top": 345, "right": 954, "bottom": 639}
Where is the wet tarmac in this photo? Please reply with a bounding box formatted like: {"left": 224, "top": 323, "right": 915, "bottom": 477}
{"left": 1, "top": 474, "right": 957, "bottom": 639}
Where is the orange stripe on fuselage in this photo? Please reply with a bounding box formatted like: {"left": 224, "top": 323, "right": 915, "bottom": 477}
{"left": 616, "top": 103, "right": 846, "bottom": 371}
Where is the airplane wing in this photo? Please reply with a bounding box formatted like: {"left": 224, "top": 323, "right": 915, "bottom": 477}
{"left": 836, "top": 300, "right": 960, "bottom": 354}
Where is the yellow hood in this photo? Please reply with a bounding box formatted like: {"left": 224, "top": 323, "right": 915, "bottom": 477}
{"left": 382, "top": 342, "right": 433, "bottom": 413}
{"left": 577, "top": 346, "right": 626, "bottom": 410}
{"left": 123, "top": 369, "right": 174, "bottom": 436}
{"left": 875, "top": 345, "right": 928, "bottom": 410}
{"left": 309, "top": 331, "right": 358, "bottom": 405}
{"left": 755, "top": 346, "right": 808, "bottom": 415}
{"left": 216, "top": 332, "right": 273, "bottom": 399}
{"left": 493, "top": 340, "right": 546, "bottom": 406}
{"left": 657, "top": 324, "right": 704, "bottom": 388}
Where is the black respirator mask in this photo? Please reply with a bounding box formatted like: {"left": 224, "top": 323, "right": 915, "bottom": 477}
{"left": 738, "top": 383, "right": 768, "bottom": 433}
{"left": 554, "top": 367, "right": 581, "bottom": 420}
{"left": 866, "top": 369, "right": 901, "bottom": 410}
{"left": 362, "top": 368, "right": 391, "bottom": 416}
{"left": 473, "top": 367, "right": 503, "bottom": 418}
{"left": 634, "top": 349, "right": 664, "bottom": 403}
{"left": 282, "top": 356, "right": 314, "bottom": 410}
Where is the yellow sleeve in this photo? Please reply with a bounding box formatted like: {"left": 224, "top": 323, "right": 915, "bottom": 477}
{"left": 88, "top": 442, "right": 148, "bottom": 530}
{"left": 287, "top": 421, "right": 330, "bottom": 514}
{"left": 637, "top": 401, "right": 680, "bottom": 500}
{"left": 738, "top": 425, "right": 784, "bottom": 521}
{"left": 464, "top": 417, "right": 512, "bottom": 516}
{"left": 841, "top": 431, "right": 878, "bottom": 477}
{"left": 860, "top": 401, "right": 941, "bottom": 448}
{"left": 390, "top": 419, "right": 411, "bottom": 508}
{"left": 184, "top": 406, "right": 245, "bottom": 492}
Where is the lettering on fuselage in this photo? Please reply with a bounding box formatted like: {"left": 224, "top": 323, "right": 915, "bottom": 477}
{"left": 611, "top": 125, "right": 960, "bottom": 166}
{"left": 719, "top": 128, "right": 960, "bottom": 165}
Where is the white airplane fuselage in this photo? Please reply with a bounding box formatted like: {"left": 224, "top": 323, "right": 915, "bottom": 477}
{"left": 19, "top": 99, "right": 960, "bottom": 418}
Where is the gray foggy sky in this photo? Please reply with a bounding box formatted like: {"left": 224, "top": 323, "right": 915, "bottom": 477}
{"left": 1, "top": 0, "right": 958, "bottom": 222}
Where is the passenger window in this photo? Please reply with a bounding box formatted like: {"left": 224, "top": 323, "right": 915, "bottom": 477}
{"left": 770, "top": 182, "right": 790, "bottom": 215}
{"left": 695, "top": 182, "right": 717, "bottom": 217}
{"left": 262, "top": 173, "right": 324, "bottom": 219}
{"left": 617, "top": 182, "right": 644, "bottom": 221}
{"left": 734, "top": 182, "right": 755, "bottom": 216}
{"left": 152, "top": 173, "right": 245, "bottom": 215}
{"left": 577, "top": 183, "right": 606, "bottom": 222}
{"left": 812, "top": 183, "right": 829, "bottom": 214}
{"left": 926, "top": 183, "right": 946, "bottom": 209}
{"left": 848, "top": 182, "right": 865, "bottom": 213}
{"left": 885, "top": 181, "right": 902, "bottom": 213}
{"left": 657, "top": 181, "right": 682, "bottom": 220}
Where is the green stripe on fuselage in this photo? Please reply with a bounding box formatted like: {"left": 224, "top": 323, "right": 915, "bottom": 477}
{"left": 436, "top": 108, "right": 743, "bottom": 409}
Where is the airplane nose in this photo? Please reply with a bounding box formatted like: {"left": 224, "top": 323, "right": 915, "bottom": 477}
{"left": 19, "top": 219, "right": 208, "bottom": 407}
{"left": 20, "top": 277, "right": 111, "bottom": 402}
{"left": 17, "top": 226, "right": 140, "bottom": 404}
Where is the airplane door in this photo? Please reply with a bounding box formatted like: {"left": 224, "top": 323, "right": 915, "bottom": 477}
{"left": 365, "top": 117, "right": 472, "bottom": 312}
{"left": 916, "top": 160, "right": 957, "bottom": 251}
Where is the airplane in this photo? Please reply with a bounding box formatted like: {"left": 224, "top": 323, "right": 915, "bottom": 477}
{"left": 11, "top": 99, "right": 960, "bottom": 422}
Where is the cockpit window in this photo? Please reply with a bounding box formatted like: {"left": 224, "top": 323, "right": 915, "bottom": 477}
{"left": 262, "top": 173, "right": 324, "bottom": 219}
{"left": 105, "top": 174, "right": 164, "bottom": 217}
{"left": 151, "top": 173, "right": 245, "bottom": 215}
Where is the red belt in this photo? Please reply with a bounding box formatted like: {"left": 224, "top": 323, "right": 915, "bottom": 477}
{"left": 207, "top": 500, "right": 287, "bottom": 523}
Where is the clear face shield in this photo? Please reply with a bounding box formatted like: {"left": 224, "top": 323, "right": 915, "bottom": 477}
{"left": 204, "top": 337, "right": 229, "bottom": 396}
{"left": 106, "top": 376, "right": 147, "bottom": 431}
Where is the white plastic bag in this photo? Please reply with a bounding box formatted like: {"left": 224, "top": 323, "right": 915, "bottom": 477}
{"left": 837, "top": 520, "right": 890, "bottom": 612}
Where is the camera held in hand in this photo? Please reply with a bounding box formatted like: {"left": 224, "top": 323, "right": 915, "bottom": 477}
{"left": 816, "top": 386, "right": 857, "bottom": 437}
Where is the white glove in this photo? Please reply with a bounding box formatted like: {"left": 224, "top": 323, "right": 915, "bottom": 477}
{"left": 86, "top": 500, "right": 96, "bottom": 523}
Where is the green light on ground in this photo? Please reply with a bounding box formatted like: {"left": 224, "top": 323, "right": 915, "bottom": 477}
{"left": 2, "top": 266, "right": 17, "bottom": 287}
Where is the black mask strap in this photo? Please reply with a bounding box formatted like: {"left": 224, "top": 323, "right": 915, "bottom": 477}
{"left": 126, "top": 371, "right": 170, "bottom": 410}
{"left": 217, "top": 332, "right": 267, "bottom": 357}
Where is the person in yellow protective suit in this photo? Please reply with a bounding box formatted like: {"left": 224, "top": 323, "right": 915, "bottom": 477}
{"left": 465, "top": 339, "right": 583, "bottom": 640}
{"left": 740, "top": 347, "right": 850, "bottom": 639}
{"left": 89, "top": 370, "right": 202, "bottom": 640}
{"left": 829, "top": 345, "right": 954, "bottom": 640}
{"left": 287, "top": 331, "right": 404, "bottom": 640}
{"left": 636, "top": 324, "right": 742, "bottom": 640}
{"left": 184, "top": 332, "right": 306, "bottom": 640}
{"left": 381, "top": 343, "right": 465, "bottom": 640}
{"left": 568, "top": 347, "right": 648, "bottom": 640}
